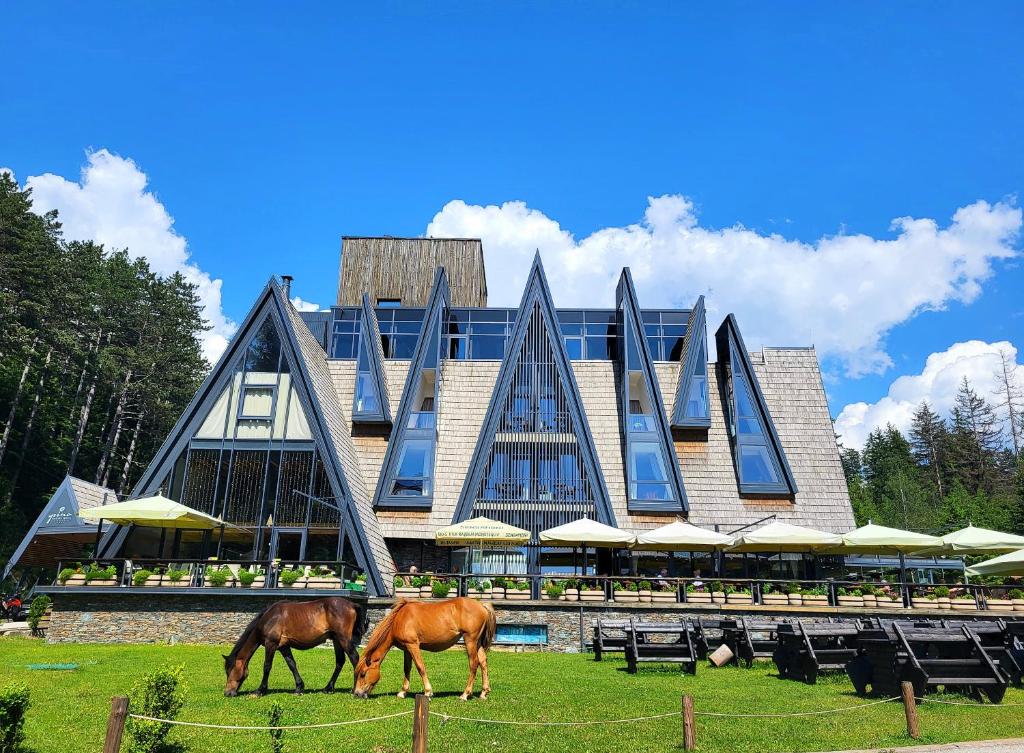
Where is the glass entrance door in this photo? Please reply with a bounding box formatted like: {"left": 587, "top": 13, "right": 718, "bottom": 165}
{"left": 270, "top": 528, "right": 306, "bottom": 560}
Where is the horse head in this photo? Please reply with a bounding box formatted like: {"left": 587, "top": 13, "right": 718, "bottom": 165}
{"left": 223, "top": 652, "right": 249, "bottom": 697}
{"left": 352, "top": 650, "right": 383, "bottom": 699}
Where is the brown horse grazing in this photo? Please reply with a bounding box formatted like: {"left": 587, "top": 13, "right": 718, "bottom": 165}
{"left": 353, "top": 597, "right": 496, "bottom": 701}
{"left": 223, "top": 597, "right": 364, "bottom": 697}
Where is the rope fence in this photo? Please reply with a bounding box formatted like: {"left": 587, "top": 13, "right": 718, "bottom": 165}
{"left": 101, "top": 682, "right": 1023, "bottom": 753}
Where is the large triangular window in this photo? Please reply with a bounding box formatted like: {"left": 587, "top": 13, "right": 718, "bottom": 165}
{"left": 452, "top": 255, "right": 614, "bottom": 537}
{"left": 715, "top": 315, "right": 797, "bottom": 496}
{"left": 352, "top": 294, "right": 392, "bottom": 424}
{"left": 617, "top": 270, "right": 688, "bottom": 513}
{"left": 671, "top": 296, "right": 711, "bottom": 430}
{"left": 373, "top": 269, "right": 448, "bottom": 509}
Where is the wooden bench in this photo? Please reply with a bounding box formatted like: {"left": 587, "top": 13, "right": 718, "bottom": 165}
{"left": 724, "top": 618, "right": 785, "bottom": 667}
{"left": 946, "top": 620, "right": 1023, "bottom": 686}
{"left": 693, "top": 618, "right": 734, "bottom": 660}
{"left": 847, "top": 623, "right": 1009, "bottom": 703}
{"left": 592, "top": 618, "right": 631, "bottom": 661}
{"left": 624, "top": 620, "right": 698, "bottom": 675}
{"left": 773, "top": 622, "right": 861, "bottom": 684}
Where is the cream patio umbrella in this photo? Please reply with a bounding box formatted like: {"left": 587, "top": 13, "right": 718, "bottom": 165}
{"left": 633, "top": 520, "right": 734, "bottom": 552}
{"left": 540, "top": 517, "right": 635, "bottom": 576}
{"left": 728, "top": 521, "right": 842, "bottom": 553}
{"left": 79, "top": 494, "right": 226, "bottom": 530}
{"left": 966, "top": 548, "right": 1024, "bottom": 578}
{"left": 930, "top": 525, "right": 1024, "bottom": 555}
{"left": 824, "top": 522, "right": 944, "bottom": 594}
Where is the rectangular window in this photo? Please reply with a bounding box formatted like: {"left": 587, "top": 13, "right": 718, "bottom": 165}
{"left": 739, "top": 444, "right": 781, "bottom": 485}
{"left": 377, "top": 298, "right": 402, "bottom": 307}
{"left": 391, "top": 439, "right": 433, "bottom": 496}
{"left": 685, "top": 376, "right": 709, "bottom": 419}
{"left": 629, "top": 441, "right": 673, "bottom": 501}
{"left": 239, "top": 385, "right": 275, "bottom": 419}
{"left": 354, "top": 373, "right": 379, "bottom": 414}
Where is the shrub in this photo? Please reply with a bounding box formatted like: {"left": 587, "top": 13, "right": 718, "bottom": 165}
{"left": 611, "top": 581, "right": 623, "bottom": 592}
{"left": 238, "top": 570, "right": 257, "bottom": 587}
{"left": 478, "top": 579, "right": 491, "bottom": 591}
{"left": 393, "top": 576, "right": 405, "bottom": 589}
{"left": 562, "top": 578, "right": 578, "bottom": 590}
{"left": 953, "top": 590, "right": 975, "bottom": 601}
{"left": 514, "top": 580, "right": 529, "bottom": 591}
{"left": 57, "top": 566, "right": 79, "bottom": 585}
{"left": 126, "top": 665, "right": 185, "bottom": 753}
{"left": 165, "top": 568, "right": 188, "bottom": 584}
{"left": 431, "top": 580, "right": 451, "bottom": 598}
{"left": 411, "top": 575, "right": 429, "bottom": 588}
{"left": 492, "top": 577, "right": 507, "bottom": 589}
{"left": 934, "top": 586, "right": 950, "bottom": 598}
{"left": 354, "top": 573, "right": 367, "bottom": 584}
{"left": 0, "top": 684, "right": 29, "bottom": 753}
{"left": 267, "top": 701, "right": 284, "bottom": 753}
{"left": 850, "top": 588, "right": 863, "bottom": 597}
{"left": 27, "top": 596, "right": 51, "bottom": 632}
{"left": 278, "top": 569, "right": 302, "bottom": 586}
{"left": 544, "top": 582, "right": 564, "bottom": 598}
{"left": 638, "top": 580, "right": 651, "bottom": 591}
{"left": 710, "top": 581, "right": 724, "bottom": 593}
{"left": 836, "top": 587, "right": 848, "bottom": 596}
{"left": 85, "top": 563, "right": 117, "bottom": 582}
{"left": 206, "top": 566, "right": 233, "bottom": 587}
{"left": 133, "top": 569, "right": 154, "bottom": 587}
{"left": 804, "top": 586, "right": 827, "bottom": 596}
{"left": 1008, "top": 588, "right": 1024, "bottom": 600}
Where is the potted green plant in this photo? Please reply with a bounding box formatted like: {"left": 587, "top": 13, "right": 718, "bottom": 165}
{"left": 1009, "top": 588, "right": 1024, "bottom": 612}
{"left": 307, "top": 565, "right": 341, "bottom": 589}
{"left": 418, "top": 575, "right": 434, "bottom": 599}
{"left": 164, "top": 567, "right": 190, "bottom": 587}
{"left": 579, "top": 579, "right": 604, "bottom": 602}
{"left": 476, "top": 578, "right": 492, "bottom": 599}
{"left": 785, "top": 583, "right": 803, "bottom": 606}
{"left": 802, "top": 585, "right": 829, "bottom": 608}
{"left": 762, "top": 583, "right": 788, "bottom": 606}
{"left": 85, "top": 563, "right": 118, "bottom": 587}
{"left": 542, "top": 581, "right": 564, "bottom": 601}
{"left": 710, "top": 581, "right": 726, "bottom": 604}
{"left": 205, "top": 565, "right": 235, "bottom": 588}
{"left": 58, "top": 565, "right": 85, "bottom": 586}
{"left": 562, "top": 578, "right": 580, "bottom": 602}
{"left": 652, "top": 581, "right": 676, "bottom": 604}
{"left": 278, "top": 568, "right": 303, "bottom": 588}
{"left": 394, "top": 575, "right": 419, "bottom": 599}
{"left": 950, "top": 588, "right": 976, "bottom": 611}
{"left": 686, "top": 582, "right": 712, "bottom": 604}
{"left": 637, "top": 580, "right": 652, "bottom": 603}
{"left": 861, "top": 585, "right": 878, "bottom": 608}
{"left": 491, "top": 577, "right": 507, "bottom": 600}
{"left": 837, "top": 587, "right": 862, "bottom": 608}
{"left": 986, "top": 590, "right": 1014, "bottom": 612}
{"left": 133, "top": 568, "right": 155, "bottom": 587}
{"left": 614, "top": 581, "right": 639, "bottom": 603}
{"left": 725, "top": 584, "right": 753, "bottom": 605}
{"left": 933, "top": 585, "right": 951, "bottom": 610}
{"left": 238, "top": 567, "right": 265, "bottom": 589}
{"left": 910, "top": 588, "right": 935, "bottom": 609}
{"left": 431, "top": 579, "right": 451, "bottom": 599}
{"left": 506, "top": 578, "right": 531, "bottom": 601}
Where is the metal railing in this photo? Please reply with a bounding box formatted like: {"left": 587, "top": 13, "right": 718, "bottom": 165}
{"left": 392, "top": 572, "right": 1021, "bottom": 611}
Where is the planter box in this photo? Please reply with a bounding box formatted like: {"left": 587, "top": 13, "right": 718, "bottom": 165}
{"left": 163, "top": 579, "right": 189, "bottom": 588}
{"left": 144, "top": 575, "right": 164, "bottom": 587}
{"left": 687, "top": 592, "right": 712, "bottom": 604}
{"left": 278, "top": 579, "right": 306, "bottom": 589}
{"left": 910, "top": 598, "right": 935, "bottom": 609}
{"left": 468, "top": 590, "right": 490, "bottom": 600}
{"left": 651, "top": 591, "right": 677, "bottom": 603}
{"left": 711, "top": 592, "right": 726, "bottom": 604}
{"left": 1013, "top": 599, "right": 1024, "bottom": 612}
{"left": 638, "top": 590, "right": 652, "bottom": 603}
{"left": 579, "top": 589, "right": 605, "bottom": 602}
{"left": 951, "top": 599, "right": 976, "bottom": 611}
{"left": 787, "top": 595, "right": 804, "bottom": 606}
{"left": 62, "top": 574, "right": 87, "bottom": 587}
{"left": 987, "top": 599, "right": 1014, "bottom": 612}
{"left": 395, "top": 587, "right": 420, "bottom": 599}
{"left": 541, "top": 593, "right": 563, "bottom": 601}
{"left": 506, "top": 589, "right": 531, "bottom": 601}
{"left": 419, "top": 586, "right": 433, "bottom": 598}
{"left": 563, "top": 589, "right": 579, "bottom": 602}
{"left": 861, "top": 595, "right": 877, "bottom": 608}
{"left": 307, "top": 577, "right": 341, "bottom": 589}
{"left": 762, "top": 594, "right": 788, "bottom": 606}
{"left": 726, "top": 593, "right": 752, "bottom": 605}
{"left": 803, "top": 595, "right": 829, "bottom": 608}
{"left": 614, "top": 592, "right": 639, "bottom": 603}
{"left": 838, "top": 596, "right": 863, "bottom": 608}
{"left": 87, "top": 579, "right": 118, "bottom": 587}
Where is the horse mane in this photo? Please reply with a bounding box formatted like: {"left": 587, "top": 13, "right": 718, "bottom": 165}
{"left": 363, "top": 600, "right": 411, "bottom": 658}
{"left": 227, "top": 603, "right": 273, "bottom": 663}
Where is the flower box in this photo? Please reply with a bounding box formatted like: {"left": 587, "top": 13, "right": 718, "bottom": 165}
{"left": 762, "top": 593, "right": 788, "bottom": 606}
{"left": 638, "top": 589, "right": 652, "bottom": 603}
{"left": 787, "top": 594, "right": 803, "bottom": 606}
{"left": 936, "top": 597, "right": 951, "bottom": 609}
{"left": 144, "top": 575, "right": 164, "bottom": 587}
{"left": 803, "top": 595, "right": 829, "bottom": 608}
{"left": 987, "top": 598, "right": 1013, "bottom": 612}
{"left": 541, "top": 593, "right": 563, "bottom": 601}
{"left": 395, "top": 586, "right": 420, "bottom": 599}
{"left": 163, "top": 578, "right": 188, "bottom": 588}
{"left": 506, "top": 588, "right": 531, "bottom": 601}
{"left": 469, "top": 589, "right": 491, "bottom": 600}
{"left": 88, "top": 579, "right": 118, "bottom": 587}
{"left": 910, "top": 597, "right": 935, "bottom": 609}
{"left": 490, "top": 587, "right": 506, "bottom": 600}
{"left": 726, "top": 593, "right": 752, "bottom": 605}
{"left": 711, "top": 591, "right": 726, "bottom": 604}
{"left": 687, "top": 592, "right": 712, "bottom": 604}
{"left": 1013, "top": 599, "right": 1024, "bottom": 612}
{"left": 278, "top": 578, "right": 306, "bottom": 589}
{"left": 651, "top": 591, "right": 677, "bottom": 604}
{"left": 307, "top": 577, "right": 341, "bottom": 589}
{"left": 419, "top": 586, "right": 433, "bottom": 598}
{"left": 63, "top": 574, "right": 87, "bottom": 587}
{"left": 614, "top": 591, "right": 639, "bottom": 603}
{"left": 951, "top": 598, "right": 976, "bottom": 611}
{"left": 579, "top": 589, "right": 605, "bottom": 602}
{"left": 861, "top": 594, "right": 877, "bottom": 608}
{"left": 838, "top": 596, "right": 863, "bottom": 608}
{"left": 563, "top": 588, "right": 579, "bottom": 602}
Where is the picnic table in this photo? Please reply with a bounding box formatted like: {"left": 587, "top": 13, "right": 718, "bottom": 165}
{"left": 624, "top": 620, "right": 699, "bottom": 675}
{"left": 774, "top": 621, "right": 862, "bottom": 684}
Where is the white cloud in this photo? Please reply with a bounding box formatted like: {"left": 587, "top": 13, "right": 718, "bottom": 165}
{"left": 834, "top": 340, "right": 1023, "bottom": 449}
{"left": 428, "top": 195, "right": 1020, "bottom": 376}
{"left": 26, "top": 150, "right": 235, "bottom": 362}
{"left": 290, "top": 296, "right": 323, "bottom": 312}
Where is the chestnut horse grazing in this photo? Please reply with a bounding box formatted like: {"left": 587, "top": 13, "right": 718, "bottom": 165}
{"left": 223, "top": 597, "right": 364, "bottom": 697}
{"left": 353, "top": 597, "right": 496, "bottom": 701}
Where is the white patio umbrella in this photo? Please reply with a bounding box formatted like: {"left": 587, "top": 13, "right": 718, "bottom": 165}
{"left": 78, "top": 494, "right": 226, "bottom": 530}
{"left": 632, "top": 520, "right": 734, "bottom": 552}
{"left": 539, "top": 517, "right": 635, "bottom": 547}
{"left": 728, "top": 521, "right": 842, "bottom": 553}
{"left": 824, "top": 522, "right": 945, "bottom": 591}
{"left": 930, "top": 525, "right": 1024, "bottom": 555}
{"left": 966, "top": 548, "right": 1024, "bottom": 578}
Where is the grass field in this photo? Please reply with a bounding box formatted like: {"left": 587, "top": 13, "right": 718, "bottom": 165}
{"left": 2, "top": 637, "right": 1024, "bottom": 753}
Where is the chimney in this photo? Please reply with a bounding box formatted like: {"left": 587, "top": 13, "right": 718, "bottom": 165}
{"left": 281, "top": 275, "right": 293, "bottom": 298}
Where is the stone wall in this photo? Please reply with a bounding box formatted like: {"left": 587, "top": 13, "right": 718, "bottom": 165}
{"left": 45, "top": 590, "right": 1020, "bottom": 650}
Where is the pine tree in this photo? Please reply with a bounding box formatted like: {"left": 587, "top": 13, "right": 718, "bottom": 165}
{"left": 949, "top": 377, "right": 1003, "bottom": 495}
{"left": 992, "top": 347, "right": 1023, "bottom": 457}
{"left": 908, "top": 400, "right": 948, "bottom": 499}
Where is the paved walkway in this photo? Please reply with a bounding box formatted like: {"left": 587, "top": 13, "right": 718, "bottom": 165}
{"left": 829, "top": 739, "right": 1024, "bottom": 753}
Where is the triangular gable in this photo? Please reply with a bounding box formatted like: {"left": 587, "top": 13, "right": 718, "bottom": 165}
{"left": 715, "top": 315, "right": 798, "bottom": 496}
{"left": 616, "top": 269, "right": 689, "bottom": 514}
{"left": 452, "top": 253, "right": 615, "bottom": 534}
{"left": 351, "top": 293, "right": 392, "bottom": 424}
{"left": 372, "top": 268, "right": 450, "bottom": 510}
{"left": 671, "top": 295, "right": 711, "bottom": 430}
{"left": 124, "top": 278, "right": 392, "bottom": 594}
{"left": 2, "top": 476, "right": 115, "bottom": 581}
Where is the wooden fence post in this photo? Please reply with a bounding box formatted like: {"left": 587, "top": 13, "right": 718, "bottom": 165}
{"left": 412, "top": 693, "right": 430, "bottom": 753}
{"left": 103, "top": 696, "right": 130, "bottom": 753}
{"left": 900, "top": 681, "right": 920, "bottom": 740}
{"left": 682, "top": 694, "right": 696, "bottom": 751}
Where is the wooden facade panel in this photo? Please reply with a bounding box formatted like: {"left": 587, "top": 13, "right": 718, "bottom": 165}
{"left": 337, "top": 237, "right": 487, "bottom": 308}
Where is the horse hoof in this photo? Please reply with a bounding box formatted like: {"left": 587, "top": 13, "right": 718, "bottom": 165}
{"left": 480, "top": 691, "right": 489, "bottom": 700}
{"left": 294, "top": 689, "right": 304, "bottom": 696}
{"left": 323, "top": 686, "right": 335, "bottom": 694}
{"left": 459, "top": 693, "right": 470, "bottom": 701}
{"left": 396, "top": 691, "right": 406, "bottom": 699}
{"left": 424, "top": 691, "right": 433, "bottom": 698}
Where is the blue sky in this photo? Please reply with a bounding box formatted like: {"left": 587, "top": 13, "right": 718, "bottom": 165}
{"left": 3, "top": 2, "right": 1022, "bottom": 447}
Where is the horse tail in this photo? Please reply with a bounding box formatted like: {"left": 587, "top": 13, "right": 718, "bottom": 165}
{"left": 477, "top": 602, "right": 497, "bottom": 650}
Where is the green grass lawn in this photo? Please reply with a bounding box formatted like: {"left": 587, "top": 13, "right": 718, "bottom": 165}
{"left": 2, "top": 637, "right": 1023, "bottom": 753}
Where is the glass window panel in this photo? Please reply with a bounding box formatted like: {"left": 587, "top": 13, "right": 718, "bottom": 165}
{"left": 694, "top": 341, "right": 707, "bottom": 375}
{"left": 446, "top": 336, "right": 467, "bottom": 360}
{"left": 445, "top": 311, "right": 468, "bottom": 334}
{"left": 379, "top": 334, "right": 393, "bottom": 358}
{"left": 244, "top": 318, "right": 281, "bottom": 372}
{"left": 641, "top": 311, "right": 661, "bottom": 324}
{"left": 585, "top": 322, "right": 615, "bottom": 336}
{"left": 560, "top": 321, "right": 583, "bottom": 336}
{"left": 355, "top": 372, "right": 379, "bottom": 413}
{"left": 643, "top": 324, "right": 661, "bottom": 337}
{"left": 240, "top": 386, "right": 274, "bottom": 418}
{"left": 392, "top": 320, "right": 423, "bottom": 334}
{"left": 471, "top": 309, "right": 510, "bottom": 322}
{"left": 739, "top": 445, "right": 781, "bottom": 485}
{"left": 735, "top": 373, "right": 758, "bottom": 418}
{"left": 377, "top": 298, "right": 402, "bottom": 308}
{"left": 471, "top": 322, "right": 506, "bottom": 335}
{"left": 646, "top": 337, "right": 661, "bottom": 361}
{"left": 738, "top": 417, "right": 764, "bottom": 436}
{"left": 666, "top": 336, "right": 685, "bottom": 361}
{"left": 390, "top": 335, "right": 417, "bottom": 359}
{"left": 630, "top": 481, "right": 673, "bottom": 501}
{"left": 557, "top": 310, "right": 584, "bottom": 323}
{"left": 630, "top": 441, "right": 669, "bottom": 482}
{"left": 585, "top": 336, "right": 616, "bottom": 360}
{"left": 564, "top": 338, "right": 583, "bottom": 359}
{"left": 660, "top": 311, "right": 689, "bottom": 325}
{"left": 356, "top": 340, "right": 370, "bottom": 369}
{"left": 337, "top": 307, "right": 358, "bottom": 321}
{"left": 661, "top": 324, "right": 686, "bottom": 337}
{"left": 393, "top": 308, "right": 425, "bottom": 321}
{"left": 685, "top": 376, "right": 709, "bottom": 419}
{"left": 470, "top": 335, "right": 506, "bottom": 359}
